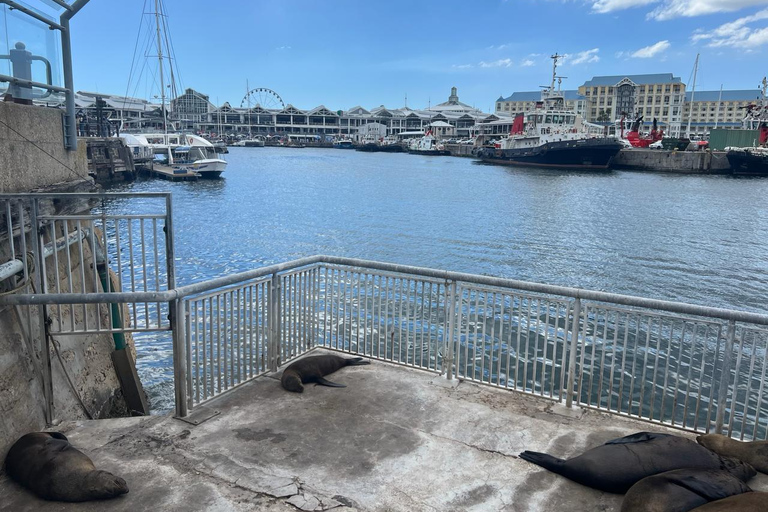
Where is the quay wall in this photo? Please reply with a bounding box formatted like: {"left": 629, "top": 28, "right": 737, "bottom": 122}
{"left": 613, "top": 149, "right": 731, "bottom": 173}
{"left": 0, "top": 102, "right": 136, "bottom": 460}
{"left": 444, "top": 143, "right": 476, "bottom": 157}
{"left": 0, "top": 102, "right": 89, "bottom": 192}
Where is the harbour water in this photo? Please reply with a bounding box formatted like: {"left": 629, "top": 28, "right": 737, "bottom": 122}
{"left": 103, "top": 147, "right": 768, "bottom": 411}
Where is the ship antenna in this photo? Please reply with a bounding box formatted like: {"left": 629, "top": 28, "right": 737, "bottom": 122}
{"left": 550, "top": 53, "right": 561, "bottom": 92}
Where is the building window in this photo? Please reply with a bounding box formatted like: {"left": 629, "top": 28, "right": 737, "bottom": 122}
{"left": 664, "top": 96, "right": 669, "bottom": 103}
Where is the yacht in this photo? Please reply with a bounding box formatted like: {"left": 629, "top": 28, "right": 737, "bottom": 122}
{"left": 333, "top": 138, "right": 355, "bottom": 149}
{"left": 476, "top": 54, "right": 623, "bottom": 170}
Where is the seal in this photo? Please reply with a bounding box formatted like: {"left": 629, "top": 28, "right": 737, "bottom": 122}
{"left": 620, "top": 468, "right": 753, "bottom": 512}
{"left": 519, "top": 432, "right": 756, "bottom": 494}
{"left": 697, "top": 434, "right": 768, "bottom": 474}
{"left": 688, "top": 492, "right": 768, "bottom": 511}
{"left": 4, "top": 431, "right": 128, "bottom": 502}
{"left": 280, "top": 354, "right": 370, "bottom": 393}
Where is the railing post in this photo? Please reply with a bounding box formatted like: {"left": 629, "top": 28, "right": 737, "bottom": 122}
{"left": 714, "top": 320, "right": 736, "bottom": 434}
{"left": 565, "top": 298, "right": 582, "bottom": 409}
{"left": 444, "top": 280, "right": 457, "bottom": 380}
{"left": 269, "top": 273, "right": 281, "bottom": 372}
{"left": 171, "top": 298, "right": 188, "bottom": 418}
{"left": 30, "top": 198, "right": 53, "bottom": 424}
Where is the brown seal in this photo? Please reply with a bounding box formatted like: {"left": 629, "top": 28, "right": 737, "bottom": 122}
{"left": 280, "top": 354, "right": 370, "bottom": 393}
{"left": 519, "top": 432, "right": 756, "bottom": 494}
{"left": 688, "top": 492, "right": 768, "bottom": 511}
{"left": 4, "top": 432, "right": 128, "bottom": 502}
{"left": 697, "top": 434, "right": 768, "bottom": 474}
{"left": 620, "top": 468, "right": 753, "bottom": 512}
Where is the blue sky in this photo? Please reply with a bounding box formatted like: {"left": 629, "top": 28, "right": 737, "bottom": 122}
{"left": 11, "top": 0, "right": 768, "bottom": 111}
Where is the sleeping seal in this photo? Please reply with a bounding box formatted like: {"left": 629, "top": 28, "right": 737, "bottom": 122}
{"left": 620, "top": 468, "right": 753, "bottom": 512}
{"left": 697, "top": 434, "right": 768, "bottom": 474}
{"left": 688, "top": 492, "right": 768, "bottom": 511}
{"left": 280, "top": 354, "right": 370, "bottom": 393}
{"left": 519, "top": 432, "right": 755, "bottom": 494}
{"left": 4, "top": 432, "right": 128, "bottom": 502}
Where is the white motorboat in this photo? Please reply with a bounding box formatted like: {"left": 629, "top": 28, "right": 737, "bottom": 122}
{"left": 141, "top": 132, "right": 227, "bottom": 178}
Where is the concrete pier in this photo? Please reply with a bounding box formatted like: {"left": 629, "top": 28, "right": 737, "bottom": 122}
{"left": 1, "top": 351, "right": 766, "bottom": 511}
{"left": 613, "top": 149, "right": 731, "bottom": 173}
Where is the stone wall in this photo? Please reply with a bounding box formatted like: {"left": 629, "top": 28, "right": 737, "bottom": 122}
{"left": 0, "top": 101, "right": 89, "bottom": 193}
{"left": 612, "top": 149, "right": 731, "bottom": 173}
{"left": 0, "top": 101, "right": 137, "bottom": 460}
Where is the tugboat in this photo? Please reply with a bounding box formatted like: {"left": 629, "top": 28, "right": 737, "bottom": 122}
{"left": 726, "top": 77, "right": 768, "bottom": 176}
{"left": 620, "top": 115, "right": 664, "bottom": 148}
{"left": 407, "top": 131, "right": 451, "bottom": 156}
{"left": 476, "top": 54, "right": 623, "bottom": 170}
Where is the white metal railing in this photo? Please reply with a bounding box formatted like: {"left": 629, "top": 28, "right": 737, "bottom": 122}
{"left": 162, "top": 256, "right": 768, "bottom": 441}
{"left": 2, "top": 197, "right": 767, "bottom": 440}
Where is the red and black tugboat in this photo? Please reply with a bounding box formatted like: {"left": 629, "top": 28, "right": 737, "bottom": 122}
{"left": 476, "top": 54, "right": 623, "bottom": 170}
{"left": 726, "top": 77, "right": 768, "bottom": 176}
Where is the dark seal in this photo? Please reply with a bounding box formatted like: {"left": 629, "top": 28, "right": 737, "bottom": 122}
{"left": 688, "top": 492, "right": 768, "bottom": 512}
{"left": 4, "top": 432, "right": 128, "bottom": 502}
{"left": 697, "top": 434, "right": 768, "bottom": 474}
{"left": 280, "top": 354, "right": 370, "bottom": 393}
{"left": 620, "top": 468, "right": 753, "bottom": 512}
{"left": 519, "top": 432, "right": 756, "bottom": 494}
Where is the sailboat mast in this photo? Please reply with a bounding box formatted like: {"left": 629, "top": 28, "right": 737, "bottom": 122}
{"left": 714, "top": 84, "right": 723, "bottom": 129}
{"left": 154, "top": 0, "right": 168, "bottom": 137}
{"left": 686, "top": 53, "right": 699, "bottom": 137}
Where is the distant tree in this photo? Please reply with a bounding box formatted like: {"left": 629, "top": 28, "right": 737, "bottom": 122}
{"left": 597, "top": 108, "right": 612, "bottom": 124}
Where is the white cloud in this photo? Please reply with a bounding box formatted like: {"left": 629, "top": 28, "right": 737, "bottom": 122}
{"left": 451, "top": 64, "right": 474, "bottom": 69}
{"left": 487, "top": 43, "right": 512, "bottom": 50}
{"left": 649, "top": 0, "right": 768, "bottom": 20}
{"left": 591, "top": 0, "right": 656, "bottom": 13}
{"left": 591, "top": 0, "right": 768, "bottom": 19}
{"left": 692, "top": 8, "right": 768, "bottom": 47}
{"left": 521, "top": 59, "right": 535, "bottom": 67}
{"left": 275, "top": 46, "right": 292, "bottom": 50}
{"left": 563, "top": 48, "right": 600, "bottom": 65}
{"left": 631, "top": 40, "right": 670, "bottom": 57}
{"left": 479, "top": 58, "right": 513, "bottom": 68}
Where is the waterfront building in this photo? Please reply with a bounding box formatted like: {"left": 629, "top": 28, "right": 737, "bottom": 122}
{"left": 682, "top": 90, "right": 763, "bottom": 138}
{"left": 36, "top": 86, "right": 494, "bottom": 141}
{"left": 495, "top": 90, "right": 588, "bottom": 118}
{"left": 576, "top": 73, "right": 686, "bottom": 136}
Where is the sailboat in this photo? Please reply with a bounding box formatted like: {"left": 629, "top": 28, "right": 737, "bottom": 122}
{"left": 130, "top": 0, "right": 227, "bottom": 178}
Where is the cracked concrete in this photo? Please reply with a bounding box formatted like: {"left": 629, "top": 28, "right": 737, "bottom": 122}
{"left": 1, "top": 350, "right": 766, "bottom": 511}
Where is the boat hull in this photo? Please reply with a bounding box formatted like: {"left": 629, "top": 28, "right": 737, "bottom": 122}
{"left": 185, "top": 158, "right": 227, "bottom": 179}
{"left": 408, "top": 149, "right": 451, "bottom": 156}
{"left": 727, "top": 149, "right": 768, "bottom": 176}
{"left": 357, "top": 144, "right": 404, "bottom": 153}
{"left": 477, "top": 138, "right": 622, "bottom": 170}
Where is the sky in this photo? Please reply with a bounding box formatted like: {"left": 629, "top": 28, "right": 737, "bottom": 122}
{"left": 6, "top": 0, "right": 768, "bottom": 111}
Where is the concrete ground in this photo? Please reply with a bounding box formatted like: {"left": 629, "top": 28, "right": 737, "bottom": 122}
{"left": 1, "top": 350, "right": 766, "bottom": 511}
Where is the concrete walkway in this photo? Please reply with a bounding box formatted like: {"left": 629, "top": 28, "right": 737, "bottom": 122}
{"left": 2, "top": 351, "right": 766, "bottom": 511}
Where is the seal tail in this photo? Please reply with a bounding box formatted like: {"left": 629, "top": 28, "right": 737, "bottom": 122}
{"left": 519, "top": 451, "right": 566, "bottom": 473}
{"left": 316, "top": 377, "right": 346, "bottom": 388}
{"left": 345, "top": 357, "right": 371, "bottom": 366}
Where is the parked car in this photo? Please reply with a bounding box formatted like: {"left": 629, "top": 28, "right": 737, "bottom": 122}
{"left": 649, "top": 140, "right": 663, "bottom": 149}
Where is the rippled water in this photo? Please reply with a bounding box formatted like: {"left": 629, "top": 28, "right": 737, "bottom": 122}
{"left": 103, "top": 147, "right": 768, "bottom": 411}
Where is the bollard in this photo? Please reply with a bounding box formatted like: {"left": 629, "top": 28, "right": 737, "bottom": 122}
{"left": 9, "top": 42, "right": 33, "bottom": 103}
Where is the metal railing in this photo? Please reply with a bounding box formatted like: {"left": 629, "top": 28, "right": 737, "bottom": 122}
{"left": 2, "top": 196, "right": 767, "bottom": 439}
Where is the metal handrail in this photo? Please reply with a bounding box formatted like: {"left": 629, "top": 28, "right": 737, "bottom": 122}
{"left": 3, "top": 254, "right": 768, "bottom": 327}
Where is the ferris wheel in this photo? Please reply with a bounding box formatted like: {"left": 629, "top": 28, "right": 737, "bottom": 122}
{"left": 241, "top": 88, "right": 285, "bottom": 110}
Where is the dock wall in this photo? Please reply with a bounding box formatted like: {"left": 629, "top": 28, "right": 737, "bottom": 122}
{"left": 0, "top": 102, "right": 137, "bottom": 460}
{"left": 444, "top": 143, "right": 476, "bottom": 157}
{"left": 613, "top": 149, "right": 731, "bottom": 173}
{"left": 0, "top": 102, "right": 89, "bottom": 192}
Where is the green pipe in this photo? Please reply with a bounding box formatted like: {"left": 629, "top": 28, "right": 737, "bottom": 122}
{"left": 97, "top": 264, "right": 126, "bottom": 350}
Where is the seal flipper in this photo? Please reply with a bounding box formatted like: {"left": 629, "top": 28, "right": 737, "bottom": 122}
{"left": 315, "top": 377, "right": 346, "bottom": 388}
{"left": 519, "top": 451, "right": 565, "bottom": 472}
{"left": 673, "top": 473, "right": 752, "bottom": 501}
{"left": 605, "top": 432, "right": 672, "bottom": 445}
{"left": 345, "top": 357, "right": 371, "bottom": 366}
